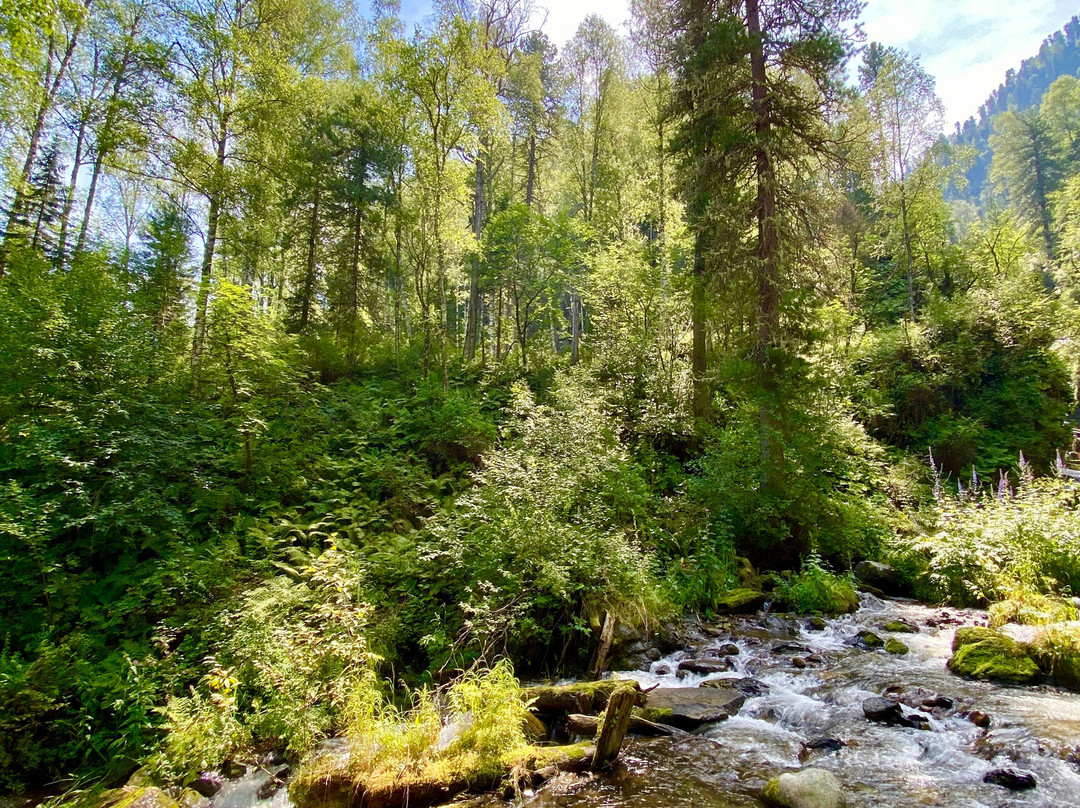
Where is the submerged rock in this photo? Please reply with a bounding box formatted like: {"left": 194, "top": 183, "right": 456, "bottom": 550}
{"left": 798, "top": 737, "right": 846, "bottom": 763}
{"left": 947, "top": 627, "right": 1042, "bottom": 685}
{"left": 762, "top": 768, "right": 845, "bottom": 808}
{"left": 188, "top": 773, "right": 223, "bottom": 799}
{"left": 638, "top": 686, "right": 745, "bottom": 729}
{"left": 983, "top": 768, "right": 1037, "bottom": 790}
{"left": 805, "top": 617, "right": 827, "bottom": 631}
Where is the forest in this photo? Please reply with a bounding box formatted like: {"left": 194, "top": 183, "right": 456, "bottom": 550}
{"left": 2, "top": 0, "right": 1080, "bottom": 806}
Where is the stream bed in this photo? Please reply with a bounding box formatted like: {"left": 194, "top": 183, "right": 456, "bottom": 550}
{"left": 216, "top": 595, "right": 1080, "bottom": 808}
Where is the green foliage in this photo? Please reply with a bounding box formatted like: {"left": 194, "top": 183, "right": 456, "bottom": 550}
{"left": 775, "top": 554, "right": 859, "bottom": 615}
{"left": 855, "top": 282, "right": 1073, "bottom": 476}
{"left": 891, "top": 467, "right": 1080, "bottom": 606}
{"left": 427, "top": 374, "right": 665, "bottom": 667}
{"left": 693, "top": 392, "right": 894, "bottom": 565}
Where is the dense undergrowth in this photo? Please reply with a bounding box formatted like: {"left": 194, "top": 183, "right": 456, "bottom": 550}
{"left": 1, "top": 242, "right": 1077, "bottom": 792}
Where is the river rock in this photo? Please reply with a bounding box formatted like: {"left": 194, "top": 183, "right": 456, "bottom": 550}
{"left": 677, "top": 658, "right": 734, "bottom": 676}
{"left": 862, "top": 697, "right": 921, "bottom": 728}
{"left": 983, "top": 768, "right": 1037, "bottom": 790}
{"left": 762, "top": 768, "right": 845, "bottom": 808}
{"left": 881, "top": 618, "right": 918, "bottom": 633}
{"left": 967, "top": 710, "right": 992, "bottom": 728}
{"left": 852, "top": 630, "right": 883, "bottom": 650}
{"left": 639, "top": 686, "right": 745, "bottom": 729}
{"left": 948, "top": 627, "right": 1042, "bottom": 684}
{"left": 220, "top": 761, "right": 247, "bottom": 779}
{"left": 257, "top": 766, "right": 291, "bottom": 800}
{"left": 854, "top": 561, "right": 907, "bottom": 596}
{"left": 713, "top": 588, "right": 768, "bottom": 614}
{"left": 189, "top": 773, "right": 224, "bottom": 799}
{"left": 792, "top": 657, "right": 807, "bottom": 669}
{"left": 88, "top": 788, "right": 181, "bottom": 808}
{"left": 773, "top": 641, "right": 810, "bottom": 654}
{"left": 884, "top": 638, "right": 908, "bottom": 655}
{"left": 702, "top": 677, "right": 771, "bottom": 698}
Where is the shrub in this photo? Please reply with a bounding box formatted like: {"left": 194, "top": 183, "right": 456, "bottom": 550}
{"left": 775, "top": 554, "right": 859, "bottom": 615}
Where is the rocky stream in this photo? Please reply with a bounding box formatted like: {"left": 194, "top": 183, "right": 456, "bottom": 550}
{"left": 206, "top": 594, "right": 1080, "bottom": 808}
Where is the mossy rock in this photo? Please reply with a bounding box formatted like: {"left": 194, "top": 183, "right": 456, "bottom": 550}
{"left": 882, "top": 619, "right": 918, "bottom": 634}
{"left": 763, "top": 768, "right": 845, "bottom": 808}
{"left": 884, "top": 638, "right": 909, "bottom": 655}
{"left": 713, "top": 588, "right": 767, "bottom": 614}
{"left": 947, "top": 629, "right": 1041, "bottom": 685}
{"left": 77, "top": 789, "right": 180, "bottom": 808}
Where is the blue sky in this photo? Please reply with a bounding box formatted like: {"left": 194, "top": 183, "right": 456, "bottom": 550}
{"left": 361, "top": 0, "right": 1080, "bottom": 130}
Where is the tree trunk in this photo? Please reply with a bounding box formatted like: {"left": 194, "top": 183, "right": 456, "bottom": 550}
{"left": 57, "top": 112, "right": 90, "bottom": 267}
{"left": 747, "top": 0, "right": 784, "bottom": 483}
{"left": 526, "top": 133, "right": 537, "bottom": 207}
{"left": 464, "top": 146, "right": 485, "bottom": 360}
{"left": 691, "top": 231, "right": 710, "bottom": 422}
{"left": 192, "top": 121, "right": 229, "bottom": 370}
{"left": 570, "top": 291, "right": 581, "bottom": 366}
{"left": 592, "top": 684, "right": 639, "bottom": 770}
{"left": 299, "top": 182, "right": 321, "bottom": 332}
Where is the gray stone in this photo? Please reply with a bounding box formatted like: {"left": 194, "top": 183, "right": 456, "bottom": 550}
{"left": 854, "top": 561, "right": 908, "bottom": 596}
{"left": 639, "top": 686, "right": 746, "bottom": 729}
{"left": 677, "top": 658, "right": 734, "bottom": 676}
{"left": 701, "top": 676, "right": 770, "bottom": 698}
{"left": 762, "top": 768, "right": 845, "bottom": 808}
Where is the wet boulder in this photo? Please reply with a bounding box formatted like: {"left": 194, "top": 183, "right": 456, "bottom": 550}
{"left": 762, "top": 768, "right": 845, "bottom": 808}
{"left": 702, "top": 677, "right": 770, "bottom": 698}
{"left": 188, "top": 773, "right": 224, "bottom": 799}
{"left": 881, "top": 618, "right": 918, "bottom": 634}
{"left": 862, "top": 697, "right": 906, "bottom": 725}
{"left": 983, "top": 768, "right": 1036, "bottom": 790}
{"left": 677, "top": 658, "right": 734, "bottom": 676}
{"left": 852, "top": 630, "right": 883, "bottom": 650}
{"left": 884, "top": 638, "right": 908, "bottom": 655}
{"left": 948, "top": 627, "right": 1042, "bottom": 685}
{"left": 805, "top": 617, "right": 827, "bottom": 631}
{"left": 854, "top": 561, "right": 908, "bottom": 597}
{"left": 638, "top": 686, "right": 745, "bottom": 729}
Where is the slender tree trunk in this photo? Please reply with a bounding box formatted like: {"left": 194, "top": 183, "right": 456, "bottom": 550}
{"left": 525, "top": 133, "right": 537, "bottom": 207}
{"left": 299, "top": 182, "right": 321, "bottom": 332}
{"left": 348, "top": 202, "right": 362, "bottom": 366}
{"left": 747, "top": 0, "right": 783, "bottom": 481}
{"left": 433, "top": 162, "right": 449, "bottom": 390}
{"left": 464, "top": 145, "right": 485, "bottom": 360}
{"left": 57, "top": 113, "right": 90, "bottom": 267}
{"left": 192, "top": 122, "right": 228, "bottom": 369}
{"left": 691, "top": 231, "right": 709, "bottom": 422}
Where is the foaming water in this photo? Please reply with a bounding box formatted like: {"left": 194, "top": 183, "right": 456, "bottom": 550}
{"left": 209, "top": 597, "right": 1080, "bottom": 808}
{"left": 524, "top": 596, "right": 1080, "bottom": 808}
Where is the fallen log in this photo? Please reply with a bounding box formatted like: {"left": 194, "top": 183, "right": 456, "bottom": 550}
{"left": 565, "top": 713, "right": 674, "bottom": 737}
{"left": 593, "top": 683, "right": 638, "bottom": 770}
{"left": 524, "top": 679, "right": 625, "bottom": 714}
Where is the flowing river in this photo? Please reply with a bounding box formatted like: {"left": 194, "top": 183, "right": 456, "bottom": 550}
{"left": 213, "top": 595, "right": 1080, "bottom": 808}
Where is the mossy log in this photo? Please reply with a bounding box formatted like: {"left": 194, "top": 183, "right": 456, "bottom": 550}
{"left": 524, "top": 679, "right": 629, "bottom": 714}
{"left": 289, "top": 743, "right": 595, "bottom": 808}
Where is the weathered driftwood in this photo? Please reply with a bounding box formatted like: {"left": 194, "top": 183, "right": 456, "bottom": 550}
{"left": 565, "top": 713, "right": 674, "bottom": 737}
{"left": 592, "top": 683, "right": 642, "bottom": 770}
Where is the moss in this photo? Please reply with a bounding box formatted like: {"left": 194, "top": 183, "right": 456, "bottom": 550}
{"left": 947, "top": 628, "right": 1042, "bottom": 684}
{"left": 712, "top": 588, "right": 767, "bottom": 614}
{"left": 988, "top": 594, "right": 1079, "bottom": 628}
{"left": 951, "top": 626, "right": 999, "bottom": 652}
{"left": 884, "top": 638, "right": 909, "bottom": 655}
{"left": 289, "top": 741, "right": 594, "bottom": 808}
{"left": 524, "top": 680, "right": 623, "bottom": 714}
{"left": 882, "top": 620, "right": 918, "bottom": 633}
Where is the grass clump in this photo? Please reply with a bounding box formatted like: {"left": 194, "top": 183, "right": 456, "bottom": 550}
{"left": 775, "top": 554, "right": 859, "bottom": 615}
{"left": 988, "top": 589, "right": 1079, "bottom": 628}
{"left": 1029, "top": 628, "right": 1080, "bottom": 691}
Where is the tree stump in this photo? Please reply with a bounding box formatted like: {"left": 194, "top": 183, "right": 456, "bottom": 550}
{"left": 591, "top": 683, "right": 639, "bottom": 770}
